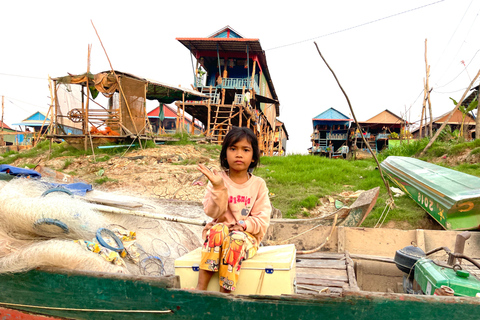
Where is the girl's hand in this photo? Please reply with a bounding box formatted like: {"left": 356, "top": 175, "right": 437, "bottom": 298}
{"left": 229, "top": 224, "right": 245, "bottom": 232}
{"left": 198, "top": 164, "right": 224, "bottom": 188}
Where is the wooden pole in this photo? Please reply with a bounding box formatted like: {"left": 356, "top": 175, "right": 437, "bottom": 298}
{"left": 420, "top": 79, "right": 426, "bottom": 139}
{"left": 84, "top": 44, "right": 92, "bottom": 152}
{"left": 1, "top": 96, "right": 3, "bottom": 134}
{"left": 421, "top": 67, "right": 480, "bottom": 156}
{"left": 182, "top": 92, "right": 186, "bottom": 133}
{"left": 425, "top": 39, "right": 433, "bottom": 137}
{"left": 1, "top": 96, "right": 4, "bottom": 146}
{"left": 476, "top": 89, "right": 480, "bottom": 140}
{"left": 90, "top": 20, "right": 140, "bottom": 139}
{"left": 314, "top": 41, "right": 395, "bottom": 207}
{"left": 207, "top": 86, "right": 212, "bottom": 136}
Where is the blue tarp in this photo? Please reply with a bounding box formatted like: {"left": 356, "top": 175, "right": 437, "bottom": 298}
{"left": 45, "top": 182, "right": 93, "bottom": 196}
{"left": 0, "top": 165, "right": 42, "bottom": 178}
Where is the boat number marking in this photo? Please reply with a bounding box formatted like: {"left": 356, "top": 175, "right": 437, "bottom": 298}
{"left": 458, "top": 202, "right": 474, "bottom": 212}
{"left": 418, "top": 193, "right": 434, "bottom": 212}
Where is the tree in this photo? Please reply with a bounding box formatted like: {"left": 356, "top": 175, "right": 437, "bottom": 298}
{"left": 449, "top": 97, "right": 478, "bottom": 138}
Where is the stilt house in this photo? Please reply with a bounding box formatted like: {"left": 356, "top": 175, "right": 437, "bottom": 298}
{"left": 310, "top": 108, "right": 352, "bottom": 156}
{"left": 49, "top": 71, "right": 206, "bottom": 149}
{"left": 176, "top": 26, "right": 283, "bottom": 155}
{"left": 353, "top": 110, "right": 405, "bottom": 152}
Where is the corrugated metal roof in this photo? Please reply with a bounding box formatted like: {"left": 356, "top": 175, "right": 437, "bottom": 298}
{"left": 312, "top": 108, "right": 352, "bottom": 121}
{"left": 361, "top": 109, "right": 404, "bottom": 124}
{"left": 176, "top": 38, "right": 263, "bottom": 54}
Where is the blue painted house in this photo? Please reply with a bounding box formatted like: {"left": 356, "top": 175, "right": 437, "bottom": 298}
{"left": 310, "top": 108, "right": 352, "bottom": 156}
{"left": 13, "top": 111, "right": 82, "bottom": 135}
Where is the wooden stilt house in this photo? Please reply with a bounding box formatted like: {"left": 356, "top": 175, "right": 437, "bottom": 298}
{"left": 310, "top": 108, "right": 352, "bottom": 157}
{"left": 49, "top": 71, "right": 206, "bottom": 149}
{"left": 353, "top": 109, "right": 406, "bottom": 152}
{"left": 176, "top": 26, "right": 283, "bottom": 155}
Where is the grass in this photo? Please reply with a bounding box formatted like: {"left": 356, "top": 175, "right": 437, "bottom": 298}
{"left": 256, "top": 136, "right": 480, "bottom": 228}
{"left": 256, "top": 155, "right": 398, "bottom": 223}
{"left": 94, "top": 176, "right": 118, "bottom": 185}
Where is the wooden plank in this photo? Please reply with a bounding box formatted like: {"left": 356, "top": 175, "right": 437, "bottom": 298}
{"left": 296, "top": 270, "right": 348, "bottom": 280}
{"left": 349, "top": 253, "right": 395, "bottom": 264}
{"left": 296, "top": 252, "right": 345, "bottom": 260}
{"left": 296, "top": 277, "right": 347, "bottom": 288}
{"left": 296, "top": 285, "right": 343, "bottom": 294}
{"left": 345, "top": 251, "right": 359, "bottom": 290}
{"left": 296, "top": 259, "right": 346, "bottom": 269}
{"left": 338, "top": 226, "right": 345, "bottom": 253}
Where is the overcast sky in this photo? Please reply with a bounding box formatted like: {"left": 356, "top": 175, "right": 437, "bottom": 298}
{"left": 0, "top": 0, "right": 479, "bottom": 154}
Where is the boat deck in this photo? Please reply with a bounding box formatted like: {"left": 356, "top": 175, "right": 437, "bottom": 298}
{"left": 295, "top": 252, "right": 359, "bottom": 295}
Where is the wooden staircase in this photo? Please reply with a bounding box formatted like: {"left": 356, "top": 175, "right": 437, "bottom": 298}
{"left": 209, "top": 104, "right": 235, "bottom": 144}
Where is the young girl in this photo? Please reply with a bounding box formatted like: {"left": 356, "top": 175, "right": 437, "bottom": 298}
{"left": 196, "top": 126, "right": 271, "bottom": 293}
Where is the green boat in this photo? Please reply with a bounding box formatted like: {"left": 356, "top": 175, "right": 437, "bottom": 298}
{"left": 380, "top": 156, "right": 480, "bottom": 230}
{"left": 2, "top": 226, "right": 480, "bottom": 319}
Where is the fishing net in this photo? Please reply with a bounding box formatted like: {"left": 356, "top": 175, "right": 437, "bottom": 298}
{"left": 0, "top": 179, "right": 206, "bottom": 275}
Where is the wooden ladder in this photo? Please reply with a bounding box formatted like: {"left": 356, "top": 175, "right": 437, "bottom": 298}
{"left": 210, "top": 104, "right": 236, "bottom": 144}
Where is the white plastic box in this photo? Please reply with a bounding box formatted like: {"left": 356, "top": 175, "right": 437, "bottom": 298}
{"left": 174, "top": 244, "right": 296, "bottom": 295}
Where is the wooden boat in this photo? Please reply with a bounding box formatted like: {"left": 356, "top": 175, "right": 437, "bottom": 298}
{"left": 2, "top": 226, "right": 480, "bottom": 319}
{"left": 380, "top": 156, "right": 480, "bottom": 230}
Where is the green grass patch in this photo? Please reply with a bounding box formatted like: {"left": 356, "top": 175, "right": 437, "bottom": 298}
{"left": 256, "top": 154, "right": 429, "bottom": 225}
{"left": 94, "top": 176, "right": 118, "bottom": 185}
{"left": 95, "top": 155, "right": 111, "bottom": 162}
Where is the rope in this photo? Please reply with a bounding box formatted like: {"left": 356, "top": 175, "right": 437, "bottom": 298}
{"left": 374, "top": 200, "right": 393, "bottom": 228}
{"left": 297, "top": 214, "right": 338, "bottom": 255}
{"left": 0, "top": 302, "right": 173, "bottom": 313}
{"left": 273, "top": 207, "right": 346, "bottom": 244}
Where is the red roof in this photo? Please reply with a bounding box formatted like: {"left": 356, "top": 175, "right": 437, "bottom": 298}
{"left": 0, "top": 121, "right": 12, "bottom": 130}
{"left": 147, "top": 105, "right": 178, "bottom": 118}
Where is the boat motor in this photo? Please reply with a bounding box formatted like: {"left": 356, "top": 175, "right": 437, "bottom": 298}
{"left": 396, "top": 231, "right": 480, "bottom": 297}
{"left": 394, "top": 244, "right": 426, "bottom": 278}
{"left": 394, "top": 244, "right": 426, "bottom": 294}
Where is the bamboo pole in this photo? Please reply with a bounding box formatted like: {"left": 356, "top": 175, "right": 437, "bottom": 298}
{"left": 420, "top": 67, "right": 480, "bottom": 156}
{"left": 1, "top": 96, "right": 4, "bottom": 146}
{"left": 92, "top": 204, "right": 207, "bottom": 226}
{"left": 182, "top": 92, "right": 186, "bottom": 133}
{"left": 90, "top": 21, "right": 140, "bottom": 140}
{"left": 84, "top": 44, "right": 92, "bottom": 152}
{"left": 314, "top": 41, "right": 395, "bottom": 207}
{"left": 425, "top": 39, "right": 433, "bottom": 137}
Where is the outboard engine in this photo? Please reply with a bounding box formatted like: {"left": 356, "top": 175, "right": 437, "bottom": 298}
{"left": 394, "top": 244, "right": 426, "bottom": 294}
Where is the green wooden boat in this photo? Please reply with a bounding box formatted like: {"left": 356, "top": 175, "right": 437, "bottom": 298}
{"left": 2, "top": 225, "right": 480, "bottom": 319}
{"left": 380, "top": 156, "right": 480, "bottom": 230}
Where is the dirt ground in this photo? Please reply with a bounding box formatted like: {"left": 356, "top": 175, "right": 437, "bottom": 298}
{"left": 7, "top": 145, "right": 476, "bottom": 229}
{"left": 11, "top": 145, "right": 215, "bottom": 203}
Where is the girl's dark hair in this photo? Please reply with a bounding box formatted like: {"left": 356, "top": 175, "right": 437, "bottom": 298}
{"left": 220, "top": 127, "right": 260, "bottom": 170}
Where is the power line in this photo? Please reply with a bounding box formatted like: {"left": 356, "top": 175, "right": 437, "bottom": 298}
{"left": 0, "top": 72, "right": 47, "bottom": 81}
{"left": 433, "top": 0, "right": 478, "bottom": 83}
{"left": 265, "top": 0, "right": 446, "bottom": 51}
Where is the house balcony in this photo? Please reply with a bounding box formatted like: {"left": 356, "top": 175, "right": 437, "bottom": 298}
{"left": 196, "top": 77, "right": 259, "bottom": 93}
{"left": 376, "top": 133, "right": 390, "bottom": 140}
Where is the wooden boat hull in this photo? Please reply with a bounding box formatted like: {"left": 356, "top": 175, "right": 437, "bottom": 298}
{"left": 2, "top": 226, "right": 480, "bottom": 319}
{"left": 381, "top": 156, "right": 480, "bottom": 230}
{"left": 0, "top": 268, "right": 480, "bottom": 320}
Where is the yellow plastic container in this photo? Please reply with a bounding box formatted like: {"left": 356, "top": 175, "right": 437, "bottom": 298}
{"left": 174, "top": 244, "right": 296, "bottom": 295}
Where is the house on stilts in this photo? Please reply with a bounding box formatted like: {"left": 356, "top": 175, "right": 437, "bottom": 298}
{"left": 352, "top": 109, "right": 406, "bottom": 152}
{"left": 176, "top": 26, "right": 286, "bottom": 155}
{"left": 310, "top": 108, "right": 352, "bottom": 157}
{"left": 48, "top": 71, "right": 206, "bottom": 149}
